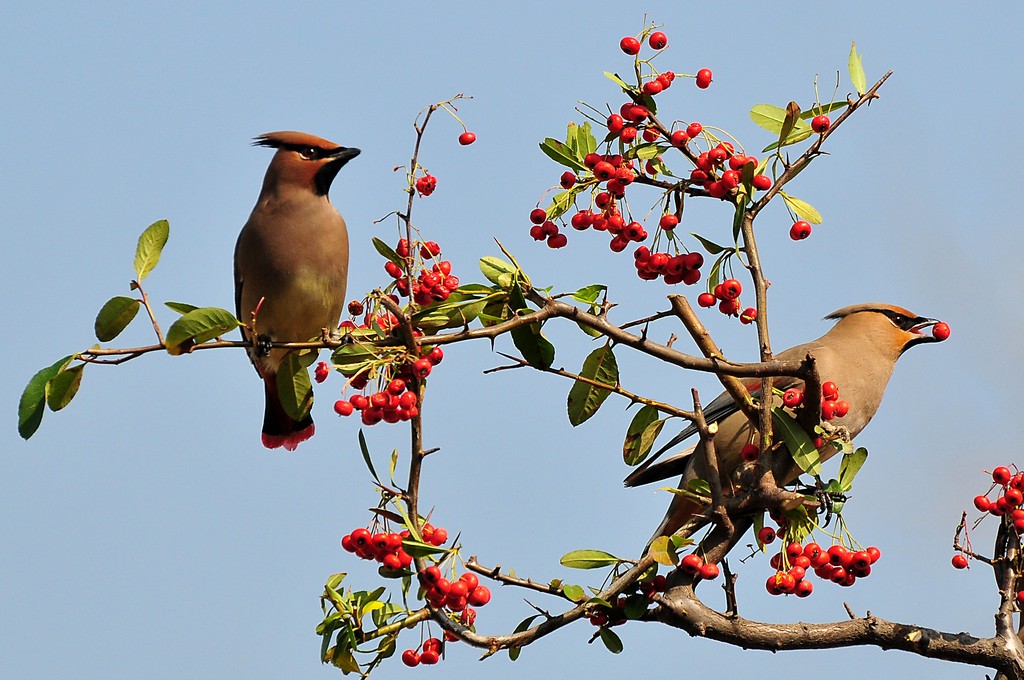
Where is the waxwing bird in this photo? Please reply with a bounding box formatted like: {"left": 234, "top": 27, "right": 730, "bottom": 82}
{"left": 625, "top": 303, "right": 943, "bottom": 543}
{"left": 234, "top": 131, "right": 360, "bottom": 451}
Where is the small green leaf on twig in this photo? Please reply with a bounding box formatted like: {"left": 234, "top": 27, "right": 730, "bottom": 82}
{"left": 18, "top": 355, "right": 74, "bottom": 439}
{"left": 165, "top": 307, "right": 240, "bottom": 354}
{"left": 94, "top": 295, "right": 140, "bottom": 342}
{"left": 623, "top": 405, "right": 665, "bottom": 466}
{"left": 838, "top": 447, "right": 869, "bottom": 491}
{"left": 780, "top": 191, "right": 823, "bottom": 224}
{"left": 559, "top": 549, "right": 620, "bottom": 569}
{"left": 46, "top": 364, "right": 84, "bottom": 412}
{"left": 849, "top": 41, "right": 867, "bottom": 95}
{"left": 599, "top": 627, "right": 624, "bottom": 654}
{"left": 133, "top": 219, "right": 169, "bottom": 281}
{"left": 567, "top": 344, "right": 618, "bottom": 426}
{"left": 772, "top": 407, "right": 821, "bottom": 476}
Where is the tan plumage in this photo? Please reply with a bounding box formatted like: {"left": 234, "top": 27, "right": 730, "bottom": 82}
{"left": 234, "top": 131, "right": 360, "bottom": 450}
{"left": 626, "top": 303, "right": 942, "bottom": 542}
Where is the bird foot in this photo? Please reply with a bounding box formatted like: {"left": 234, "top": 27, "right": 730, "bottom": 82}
{"left": 255, "top": 334, "right": 272, "bottom": 357}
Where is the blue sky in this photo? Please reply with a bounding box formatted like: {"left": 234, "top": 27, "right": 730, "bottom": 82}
{"left": 2, "top": 2, "right": 1022, "bottom": 678}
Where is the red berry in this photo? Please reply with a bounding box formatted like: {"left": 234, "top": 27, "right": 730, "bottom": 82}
{"left": 560, "top": 171, "right": 577, "bottom": 189}
{"left": 699, "top": 562, "right": 719, "bottom": 580}
{"left": 619, "top": 36, "right": 641, "bottom": 55}
{"left": 1006, "top": 488, "right": 1024, "bottom": 507}
{"left": 932, "top": 321, "right": 950, "bottom": 341}
{"left": 430, "top": 526, "right": 449, "bottom": 546}
{"left": 420, "top": 241, "right": 441, "bottom": 258}
{"left": 752, "top": 174, "right": 772, "bottom": 190}
{"left": 412, "top": 357, "right": 433, "bottom": 379}
{"left": 686, "top": 121, "right": 703, "bottom": 138}
{"left": 951, "top": 554, "right": 969, "bottom": 569}
{"left": 719, "top": 278, "right": 742, "bottom": 300}
{"left": 529, "top": 208, "right": 547, "bottom": 224}
{"left": 790, "top": 220, "right": 812, "bottom": 240}
{"left": 975, "top": 495, "right": 993, "bottom": 511}
{"left": 648, "top": 31, "right": 668, "bottom": 49}
{"left": 468, "top": 585, "right": 491, "bottom": 606}
{"left": 757, "top": 527, "right": 776, "bottom": 545}
{"left": 680, "top": 553, "right": 704, "bottom": 574}
{"left": 415, "top": 174, "right": 437, "bottom": 196}
{"left": 795, "top": 579, "right": 814, "bottom": 597}
{"left": 333, "top": 400, "right": 354, "bottom": 417}
{"left": 811, "top": 115, "right": 831, "bottom": 133}
{"left": 833, "top": 399, "right": 851, "bottom": 418}
{"left": 347, "top": 300, "right": 364, "bottom": 315}
{"left": 739, "top": 307, "right": 757, "bottom": 325}
{"left": 994, "top": 467, "right": 1013, "bottom": 485}
{"left": 783, "top": 388, "right": 804, "bottom": 408}
{"left": 741, "top": 440, "right": 757, "bottom": 462}
{"left": 821, "top": 381, "right": 839, "bottom": 400}
{"left": 419, "top": 650, "right": 440, "bottom": 665}
{"left": 670, "top": 130, "right": 688, "bottom": 147}
{"left": 548, "top": 233, "right": 568, "bottom": 249}
{"left": 314, "top": 361, "right": 330, "bottom": 383}
{"left": 642, "top": 80, "right": 663, "bottom": 96}
{"left": 866, "top": 546, "right": 881, "bottom": 563}
{"left": 402, "top": 650, "right": 420, "bottom": 667}
{"left": 458, "top": 131, "right": 477, "bottom": 145}
{"left": 426, "top": 346, "right": 444, "bottom": 365}
{"left": 695, "top": 68, "right": 712, "bottom": 89}
{"left": 658, "top": 214, "right": 679, "bottom": 230}
{"left": 697, "top": 292, "right": 716, "bottom": 308}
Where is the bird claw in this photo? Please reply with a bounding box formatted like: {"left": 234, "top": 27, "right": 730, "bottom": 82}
{"left": 819, "top": 422, "right": 851, "bottom": 443}
{"left": 812, "top": 479, "right": 847, "bottom": 527}
{"left": 255, "top": 334, "right": 272, "bottom": 357}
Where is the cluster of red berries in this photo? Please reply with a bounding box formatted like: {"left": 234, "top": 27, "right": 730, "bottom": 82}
{"left": 696, "top": 278, "right": 757, "bottom": 323}
{"left": 384, "top": 238, "right": 461, "bottom": 305}
{"left": 954, "top": 466, "right": 1024, "bottom": 570}
{"left": 758, "top": 527, "right": 881, "bottom": 596}
{"left": 687, "top": 141, "right": 772, "bottom": 199}
{"left": 415, "top": 174, "right": 437, "bottom": 197}
{"left": 680, "top": 552, "right": 721, "bottom": 581}
{"left": 781, "top": 380, "right": 851, "bottom": 422}
{"left": 328, "top": 345, "right": 443, "bottom": 426}
{"left": 341, "top": 526, "right": 418, "bottom": 572}
{"left": 618, "top": 30, "right": 710, "bottom": 90}
{"left": 587, "top": 575, "right": 669, "bottom": 628}
{"left": 418, "top": 565, "right": 492, "bottom": 612}
{"left": 633, "top": 246, "right": 703, "bottom": 284}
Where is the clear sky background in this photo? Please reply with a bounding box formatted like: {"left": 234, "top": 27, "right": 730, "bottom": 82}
{"left": 2, "top": 2, "right": 1021, "bottom": 678}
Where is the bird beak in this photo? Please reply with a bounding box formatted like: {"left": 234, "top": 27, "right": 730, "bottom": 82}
{"left": 328, "top": 146, "right": 361, "bottom": 167}
{"left": 903, "top": 317, "right": 942, "bottom": 350}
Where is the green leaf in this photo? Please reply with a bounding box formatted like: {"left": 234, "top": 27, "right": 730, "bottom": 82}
{"left": 562, "top": 584, "right": 586, "bottom": 602}
{"left": 691, "top": 232, "right": 727, "bottom": 255}
{"left": 559, "top": 549, "right": 620, "bottom": 570}
{"left": 18, "top": 355, "right": 74, "bottom": 439}
{"left": 165, "top": 307, "right": 241, "bottom": 354}
{"left": 623, "top": 405, "right": 665, "bottom": 465}
{"left": 687, "top": 478, "right": 712, "bottom": 497}
{"left": 780, "top": 191, "right": 823, "bottom": 224}
{"left": 325, "top": 573, "right": 346, "bottom": 590}
{"left": 400, "top": 538, "right": 448, "bottom": 558}
{"left": 574, "top": 121, "right": 598, "bottom": 157}
{"left": 538, "top": 138, "right": 586, "bottom": 172}
{"left": 94, "top": 296, "right": 140, "bottom": 342}
{"left": 598, "top": 627, "right": 623, "bottom": 654}
{"left": 509, "top": 283, "right": 555, "bottom": 369}
{"left": 164, "top": 301, "right": 199, "bottom": 314}
{"left": 648, "top": 535, "right": 679, "bottom": 566}
{"left": 566, "top": 344, "right": 618, "bottom": 426}
{"left": 479, "top": 256, "right": 517, "bottom": 288}
{"left": 46, "top": 364, "right": 84, "bottom": 412}
{"left": 358, "top": 430, "right": 381, "bottom": 485}
{"left": 849, "top": 41, "right": 867, "bottom": 95}
{"left": 623, "top": 594, "right": 649, "bottom": 619}
{"left": 133, "top": 219, "right": 169, "bottom": 281}
{"left": 749, "top": 104, "right": 790, "bottom": 133}
{"left": 603, "top": 71, "right": 631, "bottom": 91}
{"left": 778, "top": 101, "right": 801, "bottom": 147}
{"left": 761, "top": 128, "right": 813, "bottom": 153}
{"left": 838, "top": 447, "right": 868, "bottom": 492}
{"left": 371, "top": 237, "right": 404, "bottom": 267}
{"left": 571, "top": 284, "right": 606, "bottom": 305}
{"left": 508, "top": 616, "right": 540, "bottom": 661}
{"left": 276, "top": 351, "right": 314, "bottom": 422}
{"left": 772, "top": 407, "right": 820, "bottom": 477}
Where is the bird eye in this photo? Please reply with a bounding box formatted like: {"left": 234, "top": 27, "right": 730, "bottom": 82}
{"left": 891, "top": 315, "right": 905, "bottom": 325}
{"left": 298, "top": 146, "right": 319, "bottom": 160}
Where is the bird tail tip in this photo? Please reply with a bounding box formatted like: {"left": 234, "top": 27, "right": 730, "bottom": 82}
{"left": 261, "top": 423, "right": 315, "bottom": 451}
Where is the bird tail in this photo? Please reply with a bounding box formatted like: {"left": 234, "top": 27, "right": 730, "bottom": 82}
{"left": 260, "top": 373, "right": 314, "bottom": 451}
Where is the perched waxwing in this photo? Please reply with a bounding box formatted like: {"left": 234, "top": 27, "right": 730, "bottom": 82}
{"left": 625, "top": 303, "right": 944, "bottom": 543}
{"left": 234, "top": 132, "right": 360, "bottom": 451}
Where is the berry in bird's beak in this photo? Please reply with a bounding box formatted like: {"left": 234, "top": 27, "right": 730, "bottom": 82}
{"left": 931, "top": 321, "right": 950, "bottom": 341}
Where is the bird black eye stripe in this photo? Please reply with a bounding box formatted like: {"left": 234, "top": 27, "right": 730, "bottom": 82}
{"left": 878, "top": 309, "right": 923, "bottom": 331}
